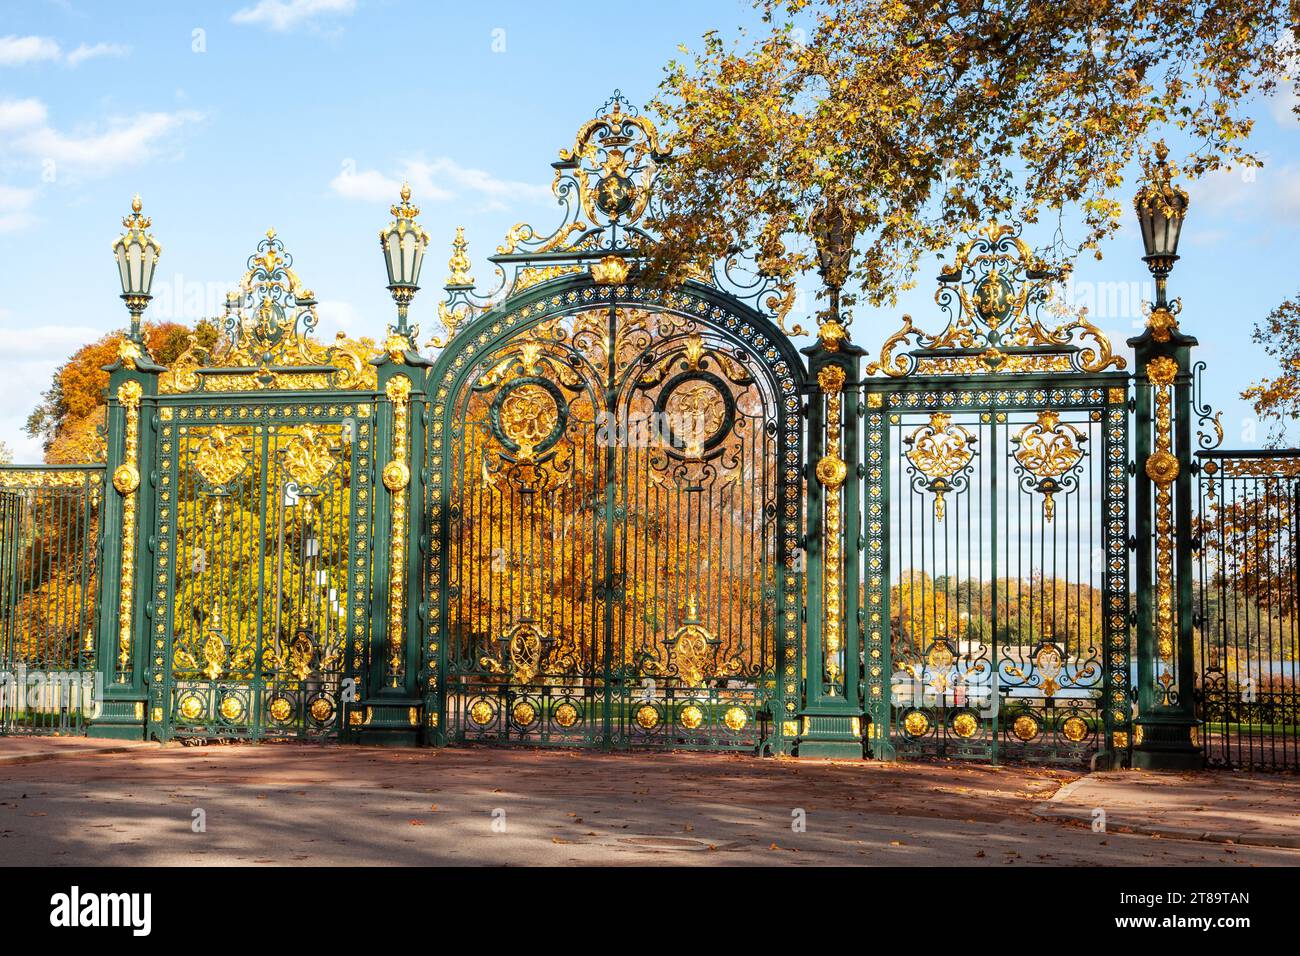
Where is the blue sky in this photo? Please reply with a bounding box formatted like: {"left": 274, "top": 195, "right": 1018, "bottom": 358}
{"left": 2, "top": 0, "right": 1300, "bottom": 461}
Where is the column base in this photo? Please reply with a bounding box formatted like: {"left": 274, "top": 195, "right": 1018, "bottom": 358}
{"left": 1130, "top": 717, "right": 1203, "bottom": 770}
{"left": 87, "top": 696, "right": 147, "bottom": 740}
{"left": 796, "top": 711, "right": 864, "bottom": 759}
{"left": 349, "top": 699, "right": 422, "bottom": 746}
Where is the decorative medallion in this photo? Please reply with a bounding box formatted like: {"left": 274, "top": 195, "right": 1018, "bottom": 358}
{"left": 193, "top": 427, "right": 248, "bottom": 490}
{"left": 269, "top": 696, "right": 293, "bottom": 722}
{"left": 112, "top": 463, "right": 139, "bottom": 495}
{"left": 382, "top": 460, "right": 410, "bottom": 491}
{"left": 634, "top": 704, "right": 661, "bottom": 730}
{"left": 902, "top": 709, "right": 931, "bottom": 738}
{"left": 309, "top": 697, "right": 334, "bottom": 723}
{"left": 1012, "top": 410, "right": 1086, "bottom": 522}
{"left": 1144, "top": 449, "right": 1179, "bottom": 485}
{"left": 668, "top": 598, "right": 717, "bottom": 686}
{"left": 469, "top": 699, "right": 495, "bottom": 726}
{"left": 679, "top": 704, "right": 705, "bottom": 730}
{"left": 1034, "top": 643, "right": 1065, "bottom": 698}
{"left": 283, "top": 425, "right": 336, "bottom": 491}
{"left": 490, "top": 378, "right": 567, "bottom": 462}
{"left": 867, "top": 222, "right": 1124, "bottom": 378}
{"left": 723, "top": 706, "right": 748, "bottom": 732}
{"left": 591, "top": 254, "right": 631, "bottom": 285}
{"left": 512, "top": 701, "right": 537, "bottom": 727}
{"left": 553, "top": 701, "right": 579, "bottom": 729}
{"left": 201, "top": 632, "right": 227, "bottom": 681}
{"left": 658, "top": 373, "right": 732, "bottom": 459}
{"left": 950, "top": 711, "right": 979, "bottom": 739}
{"left": 1061, "top": 715, "right": 1089, "bottom": 743}
{"left": 905, "top": 413, "right": 976, "bottom": 519}
{"left": 1011, "top": 714, "right": 1040, "bottom": 742}
{"left": 219, "top": 695, "right": 245, "bottom": 722}
{"left": 178, "top": 694, "right": 203, "bottom": 721}
{"left": 288, "top": 630, "right": 315, "bottom": 681}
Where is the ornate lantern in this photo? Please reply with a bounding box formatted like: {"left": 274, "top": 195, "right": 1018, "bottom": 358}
{"left": 810, "top": 192, "right": 854, "bottom": 291}
{"left": 1134, "top": 141, "right": 1188, "bottom": 303}
{"left": 379, "top": 182, "right": 429, "bottom": 337}
{"left": 112, "top": 194, "right": 161, "bottom": 342}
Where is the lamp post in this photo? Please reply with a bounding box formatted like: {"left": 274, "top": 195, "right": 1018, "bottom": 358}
{"left": 1134, "top": 141, "right": 1188, "bottom": 310}
{"left": 1127, "top": 140, "right": 1202, "bottom": 769}
{"left": 379, "top": 182, "right": 430, "bottom": 349}
{"left": 112, "top": 195, "right": 161, "bottom": 345}
{"left": 797, "top": 188, "right": 868, "bottom": 757}
{"left": 810, "top": 192, "right": 854, "bottom": 333}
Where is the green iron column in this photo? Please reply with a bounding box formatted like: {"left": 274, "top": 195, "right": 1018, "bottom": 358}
{"left": 89, "top": 341, "right": 164, "bottom": 739}
{"left": 1127, "top": 141, "right": 1202, "bottom": 769}
{"left": 355, "top": 337, "right": 430, "bottom": 745}
{"left": 1128, "top": 309, "right": 1202, "bottom": 768}
{"left": 799, "top": 323, "right": 866, "bottom": 757}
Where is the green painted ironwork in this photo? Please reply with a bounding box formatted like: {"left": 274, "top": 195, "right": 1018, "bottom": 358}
{"left": 1194, "top": 446, "right": 1300, "bottom": 769}
{"left": 856, "top": 223, "right": 1133, "bottom": 766}
{"left": 423, "top": 278, "right": 804, "bottom": 752}
{"left": 0, "top": 466, "right": 103, "bottom": 736}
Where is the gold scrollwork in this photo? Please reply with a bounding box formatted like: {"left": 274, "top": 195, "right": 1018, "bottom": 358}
{"left": 115, "top": 379, "right": 143, "bottom": 675}
{"left": 867, "top": 223, "right": 1125, "bottom": 378}
{"left": 385, "top": 374, "right": 413, "bottom": 685}
{"left": 819, "top": 363, "right": 847, "bottom": 686}
{"left": 1145, "top": 355, "right": 1179, "bottom": 673}
{"left": 193, "top": 427, "right": 247, "bottom": 490}
{"left": 1012, "top": 409, "right": 1085, "bottom": 522}
{"left": 905, "top": 413, "right": 975, "bottom": 520}
{"left": 283, "top": 425, "right": 336, "bottom": 490}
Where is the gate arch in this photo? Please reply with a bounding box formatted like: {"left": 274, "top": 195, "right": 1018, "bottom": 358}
{"left": 418, "top": 94, "right": 805, "bottom": 752}
{"left": 424, "top": 275, "right": 805, "bottom": 751}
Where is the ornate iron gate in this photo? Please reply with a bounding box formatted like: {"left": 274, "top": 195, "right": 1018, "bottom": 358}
{"left": 859, "top": 225, "right": 1133, "bottom": 766}
{"left": 424, "top": 94, "right": 804, "bottom": 751}
{"left": 1194, "top": 448, "right": 1300, "bottom": 769}
{"left": 0, "top": 467, "right": 102, "bottom": 735}
{"left": 146, "top": 234, "right": 378, "bottom": 742}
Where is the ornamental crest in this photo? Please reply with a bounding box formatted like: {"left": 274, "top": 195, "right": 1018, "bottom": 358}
{"left": 868, "top": 223, "right": 1125, "bottom": 378}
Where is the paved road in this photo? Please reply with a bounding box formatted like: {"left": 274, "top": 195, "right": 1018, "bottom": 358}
{"left": 0, "top": 744, "right": 1295, "bottom": 865}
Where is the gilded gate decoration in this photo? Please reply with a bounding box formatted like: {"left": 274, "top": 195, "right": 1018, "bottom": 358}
{"left": 148, "top": 233, "right": 376, "bottom": 741}
{"left": 7, "top": 94, "right": 1285, "bottom": 771}
{"left": 424, "top": 93, "right": 804, "bottom": 752}
{"left": 862, "top": 223, "right": 1132, "bottom": 764}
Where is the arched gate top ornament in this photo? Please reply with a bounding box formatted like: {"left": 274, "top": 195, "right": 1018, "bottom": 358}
{"left": 160, "top": 230, "right": 377, "bottom": 394}
{"left": 428, "top": 91, "right": 804, "bottom": 349}
{"left": 867, "top": 222, "right": 1125, "bottom": 378}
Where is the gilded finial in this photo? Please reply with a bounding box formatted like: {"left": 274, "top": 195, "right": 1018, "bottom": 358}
{"left": 131, "top": 193, "right": 142, "bottom": 213}
{"left": 400, "top": 180, "right": 411, "bottom": 203}
{"left": 446, "top": 226, "right": 473, "bottom": 287}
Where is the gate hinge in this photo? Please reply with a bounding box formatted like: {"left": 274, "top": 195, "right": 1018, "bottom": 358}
{"left": 1127, "top": 461, "right": 1137, "bottom": 476}
{"left": 1128, "top": 534, "right": 1137, "bottom": 552}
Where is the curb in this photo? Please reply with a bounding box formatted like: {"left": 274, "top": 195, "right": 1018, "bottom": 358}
{"left": 0, "top": 742, "right": 162, "bottom": 767}
{"left": 1031, "top": 802, "right": 1300, "bottom": 850}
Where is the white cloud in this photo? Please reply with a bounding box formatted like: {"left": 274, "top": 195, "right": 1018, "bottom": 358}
{"left": 0, "top": 101, "right": 202, "bottom": 177}
{"left": 0, "top": 96, "right": 47, "bottom": 131}
{"left": 331, "top": 157, "right": 550, "bottom": 211}
{"left": 0, "top": 35, "right": 129, "bottom": 68}
{"left": 0, "top": 35, "right": 61, "bottom": 67}
{"left": 0, "top": 184, "right": 38, "bottom": 233}
{"left": 330, "top": 167, "right": 411, "bottom": 203}
{"left": 65, "top": 42, "right": 130, "bottom": 67}
{"left": 231, "top": 0, "right": 357, "bottom": 32}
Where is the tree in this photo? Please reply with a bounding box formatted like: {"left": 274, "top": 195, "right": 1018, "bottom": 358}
{"left": 1243, "top": 295, "right": 1300, "bottom": 441}
{"left": 647, "top": 0, "right": 1296, "bottom": 313}
{"left": 25, "top": 321, "right": 219, "bottom": 464}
